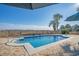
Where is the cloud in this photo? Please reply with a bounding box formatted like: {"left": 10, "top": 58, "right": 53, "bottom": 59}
{"left": 0, "top": 23, "right": 52, "bottom": 30}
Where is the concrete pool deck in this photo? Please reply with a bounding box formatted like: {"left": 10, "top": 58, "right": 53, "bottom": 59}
{"left": 0, "top": 35, "right": 79, "bottom": 56}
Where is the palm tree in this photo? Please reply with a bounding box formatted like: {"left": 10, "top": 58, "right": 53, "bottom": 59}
{"left": 49, "top": 13, "right": 63, "bottom": 33}
{"left": 49, "top": 20, "right": 56, "bottom": 32}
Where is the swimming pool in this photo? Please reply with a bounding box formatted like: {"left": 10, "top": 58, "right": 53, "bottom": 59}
{"left": 16, "top": 35, "right": 68, "bottom": 48}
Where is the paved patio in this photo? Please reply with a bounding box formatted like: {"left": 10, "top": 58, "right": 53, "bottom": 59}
{"left": 0, "top": 35, "right": 79, "bottom": 56}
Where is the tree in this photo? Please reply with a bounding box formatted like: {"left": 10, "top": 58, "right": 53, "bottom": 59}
{"left": 60, "top": 25, "right": 65, "bottom": 30}
{"left": 72, "top": 24, "right": 79, "bottom": 32}
{"left": 59, "top": 24, "right": 72, "bottom": 34}
{"left": 49, "top": 13, "right": 63, "bottom": 32}
{"left": 49, "top": 20, "right": 56, "bottom": 32}
{"left": 65, "top": 24, "right": 72, "bottom": 32}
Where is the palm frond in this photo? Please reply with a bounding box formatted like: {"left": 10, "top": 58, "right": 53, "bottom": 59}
{"left": 49, "top": 20, "right": 54, "bottom": 27}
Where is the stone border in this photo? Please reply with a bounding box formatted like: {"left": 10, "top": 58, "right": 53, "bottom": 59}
{"left": 6, "top": 34, "right": 73, "bottom": 55}
{"left": 24, "top": 36, "right": 73, "bottom": 55}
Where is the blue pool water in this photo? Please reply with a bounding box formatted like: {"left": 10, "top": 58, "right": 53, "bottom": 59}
{"left": 16, "top": 35, "right": 68, "bottom": 48}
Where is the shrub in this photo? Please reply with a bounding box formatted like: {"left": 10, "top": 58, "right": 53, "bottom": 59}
{"left": 61, "top": 29, "right": 69, "bottom": 34}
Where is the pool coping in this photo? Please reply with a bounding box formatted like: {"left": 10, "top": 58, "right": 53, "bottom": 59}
{"left": 24, "top": 36, "right": 73, "bottom": 55}
{"left": 6, "top": 34, "right": 73, "bottom": 55}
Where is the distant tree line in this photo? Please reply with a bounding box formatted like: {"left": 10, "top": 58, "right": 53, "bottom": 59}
{"left": 59, "top": 24, "right": 79, "bottom": 34}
